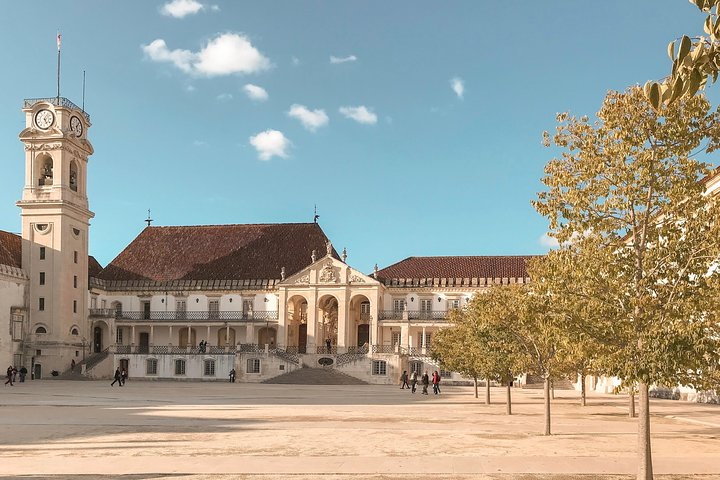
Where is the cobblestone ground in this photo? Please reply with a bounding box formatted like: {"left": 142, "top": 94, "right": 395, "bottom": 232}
{"left": 2, "top": 380, "right": 719, "bottom": 479}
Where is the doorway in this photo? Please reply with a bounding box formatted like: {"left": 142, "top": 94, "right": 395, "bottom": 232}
{"left": 93, "top": 326, "right": 103, "bottom": 353}
{"left": 298, "top": 324, "right": 307, "bottom": 354}
{"left": 357, "top": 324, "right": 370, "bottom": 346}
{"left": 139, "top": 332, "right": 149, "bottom": 354}
{"left": 33, "top": 363, "right": 42, "bottom": 380}
{"left": 119, "top": 358, "right": 129, "bottom": 379}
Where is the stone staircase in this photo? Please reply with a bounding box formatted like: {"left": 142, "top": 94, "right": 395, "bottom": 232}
{"left": 54, "top": 349, "right": 109, "bottom": 380}
{"left": 263, "top": 366, "right": 368, "bottom": 385}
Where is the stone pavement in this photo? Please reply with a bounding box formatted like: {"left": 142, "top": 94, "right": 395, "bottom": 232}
{"left": 1, "top": 380, "right": 719, "bottom": 479}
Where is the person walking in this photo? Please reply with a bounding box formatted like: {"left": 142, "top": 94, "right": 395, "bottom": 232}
{"left": 70, "top": 359, "right": 76, "bottom": 373}
{"left": 4, "top": 366, "right": 13, "bottom": 386}
{"left": 110, "top": 367, "right": 122, "bottom": 387}
{"left": 410, "top": 371, "right": 417, "bottom": 394}
{"left": 12, "top": 366, "right": 17, "bottom": 383}
{"left": 19, "top": 366, "right": 27, "bottom": 383}
{"left": 432, "top": 370, "right": 441, "bottom": 394}
{"left": 421, "top": 371, "right": 430, "bottom": 395}
{"left": 400, "top": 370, "right": 409, "bottom": 389}
{"left": 229, "top": 369, "right": 236, "bottom": 383}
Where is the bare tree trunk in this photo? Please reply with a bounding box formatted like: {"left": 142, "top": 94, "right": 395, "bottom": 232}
{"left": 506, "top": 382, "right": 512, "bottom": 415}
{"left": 473, "top": 376, "right": 478, "bottom": 399}
{"left": 580, "top": 371, "right": 586, "bottom": 407}
{"left": 485, "top": 379, "right": 491, "bottom": 405}
{"left": 544, "top": 376, "right": 551, "bottom": 435}
{"left": 629, "top": 389, "right": 636, "bottom": 418}
{"left": 637, "top": 382, "right": 653, "bottom": 480}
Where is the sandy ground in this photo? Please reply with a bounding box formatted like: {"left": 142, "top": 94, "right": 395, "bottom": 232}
{"left": 1, "top": 380, "right": 719, "bottom": 479}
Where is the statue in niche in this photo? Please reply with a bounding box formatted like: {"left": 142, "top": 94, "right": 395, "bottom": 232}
{"left": 326, "top": 241, "right": 332, "bottom": 255}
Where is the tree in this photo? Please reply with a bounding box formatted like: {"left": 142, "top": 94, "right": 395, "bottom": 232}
{"left": 647, "top": 0, "right": 720, "bottom": 109}
{"left": 535, "top": 87, "right": 720, "bottom": 479}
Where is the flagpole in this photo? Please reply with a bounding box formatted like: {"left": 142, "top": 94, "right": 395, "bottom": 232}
{"left": 56, "top": 31, "right": 61, "bottom": 102}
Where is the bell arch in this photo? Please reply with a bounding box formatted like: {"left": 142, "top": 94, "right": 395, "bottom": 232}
{"left": 349, "top": 294, "right": 372, "bottom": 348}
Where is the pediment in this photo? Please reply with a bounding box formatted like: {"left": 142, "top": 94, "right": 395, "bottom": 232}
{"left": 280, "top": 255, "right": 380, "bottom": 287}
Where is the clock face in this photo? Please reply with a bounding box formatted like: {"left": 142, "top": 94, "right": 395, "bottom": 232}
{"left": 70, "top": 116, "right": 83, "bottom": 137}
{"left": 35, "top": 109, "right": 54, "bottom": 130}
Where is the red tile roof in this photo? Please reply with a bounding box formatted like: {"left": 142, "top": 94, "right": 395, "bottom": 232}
{"left": 88, "top": 256, "right": 103, "bottom": 278}
{"left": 376, "top": 255, "right": 539, "bottom": 281}
{"left": 97, "top": 223, "right": 336, "bottom": 282}
{"left": 0, "top": 230, "right": 22, "bottom": 268}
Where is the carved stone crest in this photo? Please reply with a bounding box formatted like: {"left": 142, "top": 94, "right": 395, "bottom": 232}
{"left": 319, "top": 260, "right": 337, "bottom": 283}
{"left": 349, "top": 274, "right": 366, "bottom": 283}
{"left": 294, "top": 274, "right": 310, "bottom": 284}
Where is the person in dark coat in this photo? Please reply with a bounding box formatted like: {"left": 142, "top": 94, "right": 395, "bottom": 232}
{"left": 70, "top": 359, "right": 76, "bottom": 372}
{"left": 110, "top": 367, "right": 122, "bottom": 387}
{"left": 400, "top": 370, "right": 409, "bottom": 389}
{"left": 410, "top": 371, "right": 417, "bottom": 393}
{"left": 120, "top": 369, "right": 128, "bottom": 385}
{"left": 4, "top": 366, "right": 13, "bottom": 386}
{"left": 229, "top": 369, "right": 236, "bottom": 383}
{"left": 19, "top": 366, "right": 27, "bottom": 383}
{"left": 421, "top": 371, "right": 430, "bottom": 395}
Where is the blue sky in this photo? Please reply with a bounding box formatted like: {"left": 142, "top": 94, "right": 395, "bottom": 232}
{"left": 0, "top": 1, "right": 716, "bottom": 272}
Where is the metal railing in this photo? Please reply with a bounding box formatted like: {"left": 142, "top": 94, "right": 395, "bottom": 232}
{"left": 316, "top": 345, "right": 338, "bottom": 354}
{"left": 336, "top": 345, "right": 369, "bottom": 366}
{"left": 359, "top": 313, "right": 372, "bottom": 321}
{"left": 379, "top": 310, "right": 403, "bottom": 320}
{"left": 378, "top": 310, "right": 448, "bottom": 321}
{"left": 89, "top": 308, "right": 117, "bottom": 317}
{"left": 270, "top": 347, "right": 300, "bottom": 365}
{"left": 115, "top": 310, "right": 278, "bottom": 322}
{"left": 23, "top": 97, "right": 91, "bottom": 122}
{"left": 372, "top": 345, "right": 398, "bottom": 354}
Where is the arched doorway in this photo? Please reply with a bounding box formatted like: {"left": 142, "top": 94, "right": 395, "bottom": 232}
{"left": 287, "top": 295, "right": 308, "bottom": 353}
{"left": 217, "top": 328, "right": 236, "bottom": 346}
{"left": 258, "top": 327, "right": 276, "bottom": 347}
{"left": 350, "top": 295, "right": 372, "bottom": 347}
{"left": 93, "top": 326, "right": 103, "bottom": 353}
{"left": 317, "top": 295, "right": 339, "bottom": 353}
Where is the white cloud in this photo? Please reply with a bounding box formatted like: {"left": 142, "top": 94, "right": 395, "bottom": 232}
{"left": 450, "top": 77, "right": 464, "bottom": 99}
{"left": 287, "top": 104, "right": 329, "bottom": 132}
{"left": 160, "top": 0, "right": 204, "bottom": 18}
{"left": 539, "top": 233, "right": 559, "bottom": 249}
{"left": 185, "top": 85, "right": 196, "bottom": 92}
{"left": 339, "top": 105, "right": 377, "bottom": 125}
{"left": 216, "top": 93, "right": 233, "bottom": 102}
{"left": 193, "top": 140, "right": 207, "bottom": 147}
{"left": 243, "top": 84, "right": 268, "bottom": 101}
{"left": 210, "top": 4, "right": 220, "bottom": 11}
{"left": 141, "top": 33, "right": 271, "bottom": 77}
{"left": 330, "top": 55, "right": 357, "bottom": 64}
{"left": 291, "top": 56, "right": 300, "bottom": 66}
{"left": 249, "top": 130, "right": 290, "bottom": 160}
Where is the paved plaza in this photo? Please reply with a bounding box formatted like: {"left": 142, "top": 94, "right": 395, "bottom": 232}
{"left": 1, "top": 380, "right": 719, "bottom": 479}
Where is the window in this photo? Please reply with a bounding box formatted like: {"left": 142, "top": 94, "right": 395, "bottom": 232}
{"left": 39, "top": 247, "right": 46, "bottom": 260}
{"left": 116, "top": 327, "right": 123, "bottom": 344}
{"left": 101, "top": 299, "right": 106, "bottom": 309}
{"left": 440, "top": 368, "right": 452, "bottom": 378}
{"left": 242, "top": 299, "right": 253, "bottom": 318}
{"left": 423, "top": 333, "right": 432, "bottom": 347}
{"left": 39, "top": 297, "right": 45, "bottom": 311}
{"left": 113, "top": 302, "right": 122, "bottom": 317}
{"left": 372, "top": 360, "right": 387, "bottom": 375}
{"left": 73, "top": 251, "right": 78, "bottom": 263}
{"left": 71, "top": 327, "right": 79, "bottom": 335}
{"left": 360, "top": 302, "right": 371, "bottom": 314}
{"left": 73, "top": 300, "right": 77, "bottom": 313}
{"left": 393, "top": 299, "right": 406, "bottom": 313}
{"left": 73, "top": 275, "right": 77, "bottom": 288}
{"left": 90, "top": 297, "right": 96, "bottom": 309}
{"left": 175, "top": 359, "right": 186, "bottom": 375}
{"left": 35, "top": 326, "right": 47, "bottom": 334}
{"left": 391, "top": 331, "right": 401, "bottom": 346}
{"left": 410, "top": 361, "right": 423, "bottom": 375}
{"left": 11, "top": 314, "right": 23, "bottom": 341}
{"left": 146, "top": 359, "right": 158, "bottom": 375}
{"left": 204, "top": 360, "right": 216, "bottom": 376}
{"left": 142, "top": 302, "right": 150, "bottom": 319}
{"left": 420, "top": 299, "right": 432, "bottom": 313}
{"left": 209, "top": 300, "right": 219, "bottom": 319}
{"left": 247, "top": 358, "right": 261, "bottom": 373}
{"left": 39, "top": 272, "right": 45, "bottom": 285}
{"left": 75, "top": 351, "right": 79, "bottom": 357}
{"left": 36, "top": 349, "right": 42, "bottom": 356}
{"left": 448, "top": 299, "right": 461, "bottom": 310}
{"left": 176, "top": 300, "right": 186, "bottom": 313}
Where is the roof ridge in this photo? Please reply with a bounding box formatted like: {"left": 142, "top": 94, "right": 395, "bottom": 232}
{"left": 146, "top": 222, "right": 319, "bottom": 229}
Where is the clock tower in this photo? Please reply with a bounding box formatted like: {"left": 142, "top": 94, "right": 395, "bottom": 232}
{"left": 17, "top": 97, "right": 94, "bottom": 376}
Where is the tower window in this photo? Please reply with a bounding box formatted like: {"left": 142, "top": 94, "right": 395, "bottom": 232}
{"left": 73, "top": 275, "right": 77, "bottom": 288}
{"left": 73, "top": 251, "right": 78, "bottom": 263}
{"left": 39, "top": 247, "right": 46, "bottom": 260}
{"left": 69, "top": 161, "right": 78, "bottom": 192}
{"left": 73, "top": 300, "right": 77, "bottom": 313}
{"left": 39, "top": 272, "right": 45, "bottom": 285}
{"left": 39, "top": 298, "right": 45, "bottom": 311}
{"left": 35, "top": 326, "right": 47, "bottom": 334}
{"left": 38, "top": 157, "right": 53, "bottom": 186}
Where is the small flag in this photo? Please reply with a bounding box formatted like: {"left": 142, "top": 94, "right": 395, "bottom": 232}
{"left": 57, "top": 32, "right": 61, "bottom": 51}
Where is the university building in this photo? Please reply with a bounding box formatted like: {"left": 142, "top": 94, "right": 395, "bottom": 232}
{"left": 0, "top": 96, "right": 535, "bottom": 384}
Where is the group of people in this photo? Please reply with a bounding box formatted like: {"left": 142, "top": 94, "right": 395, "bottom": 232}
{"left": 198, "top": 340, "right": 208, "bottom": 353}
{"left": 4, "top": 366, "right": 27, "bottom": 386}
{"left": 399, "top": 370, "right": 441, "bottom": 395}
{"left": 110, "top": 367, "right": 128, "bottom": 386}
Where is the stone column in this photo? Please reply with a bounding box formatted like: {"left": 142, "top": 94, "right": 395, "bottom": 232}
{"left": 400, "top": 324, "right": 409, "bottom": 351}
{"left": 307, "top": 290, "right": 317, "bottom": 351}
{"left": 225, "top": 324, "right": 230, "bottom": 346}
{"left": 150, "top": 325, "right": 154, "bottom": 346}
{"left": 168, "top": 325, "right": 173, "bottom": 345}
{"left": 422, "top": 326, "right": 427, "bottom": 355}
{"left": 246, "top": 323, "right": 254, "bottom": 344}
{"left": 206, "top": 325, "right": 211, "bottom": 345}
{"left": 337, "top": 290, "right": 348, "bottom": 351}
{"left": 277, "top": 289, "right": 287, "bottom": 349}
{"left": 131, "top": 325, "right": 135, "bottom": 348}
{"left": 370, "top": 292, "right": 380, "bottom": 349}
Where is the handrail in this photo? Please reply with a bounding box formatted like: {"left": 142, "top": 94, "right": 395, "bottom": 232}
{"left": 115, "top": 310, "right": 278, "bottom": 322}
{"left": 23, "top": 97, "right": 90, "bottom": 122}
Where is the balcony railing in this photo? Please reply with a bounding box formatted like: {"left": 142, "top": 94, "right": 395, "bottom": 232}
{"left": 378, "top": 310, "right": 448, "bottom": 321}
{"left": 113, "top": 344, "right": 236, "bottom": 355}
{"left": 89, "top": 308, "right": 118, "bottom": 317}
{"left": 114, "top": 310, "right": 278, "bottom": 322}
{"left": 23, "top": 97, "right": 91, "bottom": 122}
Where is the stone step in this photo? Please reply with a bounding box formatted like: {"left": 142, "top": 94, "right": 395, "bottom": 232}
{"left": 263, "top": 367, "right": 368, "bottom": 385}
